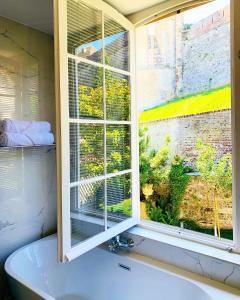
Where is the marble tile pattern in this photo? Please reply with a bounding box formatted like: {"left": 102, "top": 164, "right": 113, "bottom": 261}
{"left": 0, "top": 16, "right": 56, "bottom": 300}
{"left": 127, "top": 233, "right": 240, "bottom": 290}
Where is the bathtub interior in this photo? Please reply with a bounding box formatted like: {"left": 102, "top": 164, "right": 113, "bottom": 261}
{"left": 6, "top": 236, "right": 213, "bottom": 300}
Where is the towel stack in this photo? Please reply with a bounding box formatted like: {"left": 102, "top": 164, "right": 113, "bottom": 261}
{"left": 0, "top": 119, "right": 54, "bottom": 147}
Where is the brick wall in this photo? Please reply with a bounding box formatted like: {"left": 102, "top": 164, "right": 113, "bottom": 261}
{"left": 145, "top": 109, "right": 231, "bottom": 163}
{"left": 143, "top": 109, "right": 232, "bottom": 229}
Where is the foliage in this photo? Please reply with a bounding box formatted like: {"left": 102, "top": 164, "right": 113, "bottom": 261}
{"left": 196, "top": 139, "right": 232, "bottom": 192}
{"left": 169, "top": 156, "right": 190, "bottom": 223}
{"left": 196, "top": 139, "right": 232, "bottom": 237}
{"left": 103, "top": 198, "right": 132, "bottom": 217}
{"left": 139, "top": 127, "right": 154, "bottom": 188}
{"left": 78, "top": 65, "right": 131, "bottom": 176}
{"left": 139, "top": 85, "right": 231, "bottom": 122}
{"left": 140, "top": 128, "right": 189, "bottom": 226}
{"left": 75, "top": 63, "right": 131, "bottom": 218}
{"left": 79, "top": 86, "right": 103, "bottom": 119}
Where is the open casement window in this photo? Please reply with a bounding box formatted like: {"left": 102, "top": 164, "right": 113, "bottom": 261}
{"left": 54, "top": 0, "right": 139, "bottom": 262}
{"left": 55, "top": 0, "right": 240, "bottom": 263}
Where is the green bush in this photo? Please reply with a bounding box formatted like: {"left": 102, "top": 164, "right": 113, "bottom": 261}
{"left": 196, "top": 139, "right": 232, "bottom": 237}
{"left": 140, "top": 128, "right": 189, "bottom": 226}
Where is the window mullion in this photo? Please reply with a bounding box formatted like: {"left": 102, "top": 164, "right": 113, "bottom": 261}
{"left": 102, "top": 10, "right": 108, "bottom": 231}
{"left": 232, "top": 0, "right": 240, "bottom": 253}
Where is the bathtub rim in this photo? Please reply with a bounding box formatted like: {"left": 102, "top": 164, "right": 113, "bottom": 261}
{"left": 5, "top": 234, "right": 56, "bottom": 300}
{"left": 4, "top": 234, "right": 240, "bottom": 300}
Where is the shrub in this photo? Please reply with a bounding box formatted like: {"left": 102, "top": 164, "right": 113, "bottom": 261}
{"left": 196, "top": 139, "right": 232, "bottom": 237}
{"left": 140, "top": 128, "right": 189, "bottom": 226}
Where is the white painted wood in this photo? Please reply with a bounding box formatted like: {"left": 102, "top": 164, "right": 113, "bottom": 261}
{"left": 56, "top": 0, "right": 139, "bottom": 262}
{"left": 54, "top": 0, "right": 71, "bottom": 262}
{"left": 130, "top": 26, "right": 140, "bottom": 222}
{"left": 70, "top": 169, "right": 132, "bottom": 187}
{"left": 139, "top": 220, "right": 233, "bottom": 252}
{"left": 66, "top": 218, "right": 137, "bottom": 261}
{"left": 102, "top": 10, "right": 108, "bottom": 232}
{"left": 67, "top": 53, "right": 131, "bottom": 76}
{"left": 231, "top": 0, "right": 240, "bottom": 253}
{"left": 104, "top": 0, "right": 167, "bottom": 16}
{"left": 128, "top": 0, "right": 212, "bottom": 26}
{"left": 69, "top": 118, "right": 131, "bottom": 125}
{"left": 57, "top": 0, "right": 239, "bottom": 262}
{"left": 134, "top": 0, "right": 240, "bottom": 254}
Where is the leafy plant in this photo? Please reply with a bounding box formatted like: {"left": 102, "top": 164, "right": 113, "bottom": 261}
{"left": 103, "top": 198, "right": 132, "bottom": 217}
{"left": 169, "top": 155, "right": 190, "bottom": 223}
{"left": 140, "top": 128, "right": 189, "bottom": 226}
{"left": 196, "top": 139, "right": 232, "bottom": 237}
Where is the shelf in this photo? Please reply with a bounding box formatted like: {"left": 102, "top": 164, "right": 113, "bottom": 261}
{"left": 0, "top": 144, "right": 56, "bottom": 150}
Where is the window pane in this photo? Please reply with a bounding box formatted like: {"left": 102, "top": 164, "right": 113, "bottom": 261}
{"left": 106, "top": 70, "right": 130, "bottom": 121}
{"left": 68, "top": 59, "right": 104, "bottom": 119}
{"left": 71, "top": 181, "right": 105, "bottom": 246}
{"left": 106, "top": 125, "right": 131, "bottom": 173}
{"left": 137, "top": 0, "right": 232, "bottom": 240}
{"left": 104, "top": 16, "right": 129, "bottom": 71}
{"left": 107, "top": 174, "right": 132, "bottom": 226}
{"left": 70, "top": 123, "right": 104, "bottom": 181}
{"left": 67, "top": 0, "right": 102, "bottom": 62}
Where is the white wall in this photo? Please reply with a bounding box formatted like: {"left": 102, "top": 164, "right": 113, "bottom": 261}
{"left": 0, "top": 16, "right": 56, "bottom": 300}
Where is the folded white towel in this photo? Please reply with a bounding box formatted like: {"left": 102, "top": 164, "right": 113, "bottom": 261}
{"left": 0, "top": 119, "right": 51, "bottom": 134}
{"left": 0, "top": 132, "right": 54, "bottom": 147}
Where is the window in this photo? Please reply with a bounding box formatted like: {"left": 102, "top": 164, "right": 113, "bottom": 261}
{"left": 136, "top": 0, "right": 237, "bottom": 248}
{"left": 55, "top": 0, "right": 240, "bottom": 262}
{"left": 55, "top": 0, "right": 138, "bottom": 262}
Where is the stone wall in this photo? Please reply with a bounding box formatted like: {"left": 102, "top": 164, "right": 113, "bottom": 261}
{"left": 136, "top": 5, "right": 230, "bottom": 110}
{"left": 145, "top": 109, "right": 231, "bottom": 163}
{"left": 181, "top": 6, "right": 230, "bottom": 96}
{"left": 144, "top": 109, "right": 232, "bottom": 229}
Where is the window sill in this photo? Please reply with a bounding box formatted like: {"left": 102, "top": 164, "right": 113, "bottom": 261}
{"left": 128, "top": 222, "right": 240, "bottom": 265}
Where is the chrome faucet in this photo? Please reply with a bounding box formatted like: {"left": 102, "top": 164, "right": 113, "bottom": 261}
{"left": 108, "top": 235, "right": 134, "bottom": 253}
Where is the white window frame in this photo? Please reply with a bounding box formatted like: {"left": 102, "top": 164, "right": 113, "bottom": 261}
{"left": 55, "top": 0, "right": 240, "bottom": 264}
{"left": 54, "top": 0, "right": 139, "bottom": 262}
{"left": 132, "top": 0, "right": 240, "bottom": 261}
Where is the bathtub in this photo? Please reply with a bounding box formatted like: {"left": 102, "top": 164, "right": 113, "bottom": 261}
{"left": 4, "top": 235, "right": 240, "bottom": 300}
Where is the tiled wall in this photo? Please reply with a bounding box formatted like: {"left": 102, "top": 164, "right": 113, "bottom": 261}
{"left": 128, "top": 232, "right": 240, "bottom": 289}
{"left": 0, "top": 16, "right": 56, "bottom": 300}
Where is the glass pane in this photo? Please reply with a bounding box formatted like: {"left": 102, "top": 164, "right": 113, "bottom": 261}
{"left": 67, "top": 0, "right": 102, "bottom": 62}
{"left": 104, "top": 16, "right": 129, "bottom": 71}
{"left": 106, "top": 70, "right": 130, "bottom": 121}
{"left": 107, "top": 174, "right": 132, "bottom": 226}
{"left": 106, "top": 125, "right": 131, "bottom": 173}
{"left": 70, "top": 123, "right": 104, "bottom": 182}
{"left": 68, "top": 59, "right": 104, "bottom": 119}
{"left": 71, "top": 181, "right": 105, "bottom": 246}
{"left": 137, "top": 0, "right": 232, "bottom": 240}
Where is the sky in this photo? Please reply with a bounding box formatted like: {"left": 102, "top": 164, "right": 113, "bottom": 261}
{"left": 78, "top": 32, "right": 124, "bottom": 52}
{"left": 183, "top": 0, "right": 230, "bottom": 24}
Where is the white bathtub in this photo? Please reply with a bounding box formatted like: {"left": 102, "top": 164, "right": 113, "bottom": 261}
{"left": 4, "top": 235, "right": 240, "bottom": 300}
